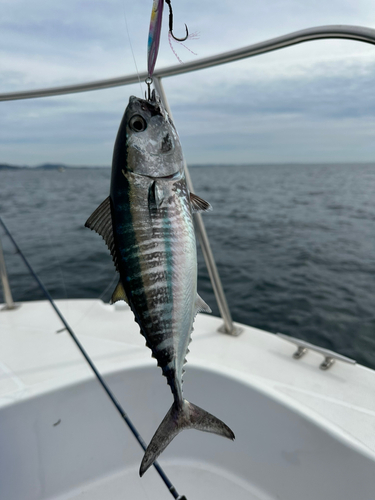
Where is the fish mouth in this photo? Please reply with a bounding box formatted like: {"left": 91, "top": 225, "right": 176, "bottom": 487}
{"left": 153, "top": 172, "right": 181, "bottom": 180}
{"left": 130, "top": 171, "right": 182, "bottom": 180}
{"left": 149, "top": 151, "right": 174, "bottom": 157}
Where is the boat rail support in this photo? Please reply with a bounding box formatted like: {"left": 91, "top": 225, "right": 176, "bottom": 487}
{"left": 153, "top": 76, "right": 242, "bottom": 336}
{"left": 0, "top": 236, "right": 18, "bottom": 311}
{"left": 277, "top": 332, "right": 356, "bottom": 370}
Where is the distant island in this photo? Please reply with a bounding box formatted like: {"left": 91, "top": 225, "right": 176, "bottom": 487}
{"left": 0, "top": 163, "right": 27, "bottom": 170}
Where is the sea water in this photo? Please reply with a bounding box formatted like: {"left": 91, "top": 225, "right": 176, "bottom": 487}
{"left": 0, "top": 164, "right": 374, "bottom": 369}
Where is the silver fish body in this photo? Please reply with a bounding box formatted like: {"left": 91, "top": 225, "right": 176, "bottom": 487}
{"left": 85, "top": 93, "right": 234, "bottom": 476}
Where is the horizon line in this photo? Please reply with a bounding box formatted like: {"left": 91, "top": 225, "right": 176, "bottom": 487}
{"left": 1, "top": 161, "right": 375, "bottom": 170}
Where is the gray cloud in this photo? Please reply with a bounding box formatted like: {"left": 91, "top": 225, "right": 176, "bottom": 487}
{"left": 1, "top": 0, "right": 375, "bottom": 165}
{"left": 2, "top": 65, "right": 375, "bottom": 165}
{"left": 173, "top": 69, "right": 375, "bottom": 122}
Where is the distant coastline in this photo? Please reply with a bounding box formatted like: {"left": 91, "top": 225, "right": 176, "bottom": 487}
{"left": 1, "top": 162, "right": 375, "bottom": 171}
{"left": 0, "top": 163, "right": 106, "bottom": 170}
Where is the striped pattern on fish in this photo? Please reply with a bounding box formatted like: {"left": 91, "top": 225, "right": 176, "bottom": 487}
{"left": 85, "top": 91, "right": 234, "bottom": 477}
{"left": 115, "top": 170, "right": 196, "bottom": 401}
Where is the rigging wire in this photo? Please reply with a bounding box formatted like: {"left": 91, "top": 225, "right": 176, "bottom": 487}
{"left": 0, "top": 216, "right": 187, "bottom": 500}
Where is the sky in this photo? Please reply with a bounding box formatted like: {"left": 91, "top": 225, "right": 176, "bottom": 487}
{"left": 1, "top": 0, "right": 375, "bottom": 166}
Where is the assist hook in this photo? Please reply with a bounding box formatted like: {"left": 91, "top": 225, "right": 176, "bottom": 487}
{"left": 165, "top": 0, "right": 189, "bottom": 42}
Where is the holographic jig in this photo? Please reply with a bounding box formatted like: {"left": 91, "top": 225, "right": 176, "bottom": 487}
{"left": 147, "top": 0, "right": 189, "bottom": 81}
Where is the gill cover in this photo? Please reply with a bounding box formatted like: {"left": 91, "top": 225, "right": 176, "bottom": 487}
{"left": 121, "top": 95, "right": 184, "bottom": 178}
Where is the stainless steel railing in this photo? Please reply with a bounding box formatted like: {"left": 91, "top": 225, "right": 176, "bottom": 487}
{"left": 153, "top": 76, "right": 242, "bottom": 336}
{"left": 0, "top": 236, "right": 17, "bottom": 310}
{"left": 1, "top": 24, "right": 375, "bottom": 333}
{"left": 1, "top": 25, "right": 375, "bottom": 101}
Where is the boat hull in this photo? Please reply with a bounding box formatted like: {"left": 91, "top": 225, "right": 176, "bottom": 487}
{"left": 1, "top": 299, "right": 375, "bottom": 499}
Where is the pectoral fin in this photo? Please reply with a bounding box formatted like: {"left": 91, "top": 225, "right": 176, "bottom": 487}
{"left": 85, "top": 196, "right": 119, "bottom": 271}
{"left": 190, "top": 193, "right": 212, "bottom": 213}
{"left": 149, "top": 181, "right": 164, "bottom": 210}
{"left": 110, "top": 279, "right": 129, "bottom": 305}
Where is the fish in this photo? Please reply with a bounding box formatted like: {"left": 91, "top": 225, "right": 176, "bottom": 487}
{"left": 85, "top": 91, "right": 234, "bottom": 476}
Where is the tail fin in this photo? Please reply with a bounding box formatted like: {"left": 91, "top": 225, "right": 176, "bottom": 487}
{"left": 139, "top": 399, "right": 234, "bottom": 476}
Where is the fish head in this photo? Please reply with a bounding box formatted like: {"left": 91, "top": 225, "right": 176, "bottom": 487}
{"left": 121, "top": 94, "right": 184, "bottom": 178}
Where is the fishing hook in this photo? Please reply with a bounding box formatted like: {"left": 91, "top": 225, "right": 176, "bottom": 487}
{"left": 165, "top": 0, "right": 189, "bottom": 42}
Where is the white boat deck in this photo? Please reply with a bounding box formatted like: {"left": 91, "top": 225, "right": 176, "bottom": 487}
{"left": 1, "top": 299, "right": 375, "bottom": 500}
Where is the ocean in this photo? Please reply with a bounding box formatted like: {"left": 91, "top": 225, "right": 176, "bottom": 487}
{"left": 0, "top": 164, "right": 374, "bottom": 369}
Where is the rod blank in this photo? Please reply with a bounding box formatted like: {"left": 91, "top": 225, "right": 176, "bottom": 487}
{"left": 0, "top": 217, "right": 185, "bottom": 500}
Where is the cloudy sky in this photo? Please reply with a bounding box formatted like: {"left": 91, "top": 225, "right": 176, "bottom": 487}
{"left": 1, "top": 0, "right": 375, "bottom": 166}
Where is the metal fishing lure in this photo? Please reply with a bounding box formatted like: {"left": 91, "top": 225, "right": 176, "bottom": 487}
{"left": 147, "top": 0, "right": 189, "bottom": 79}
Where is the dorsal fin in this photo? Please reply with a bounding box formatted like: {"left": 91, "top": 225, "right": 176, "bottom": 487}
{"left": 190, "top": 193, "right": 212, "bottom": 213}
{"left": 84, "top": 196, "right": 119, "bottom": 271}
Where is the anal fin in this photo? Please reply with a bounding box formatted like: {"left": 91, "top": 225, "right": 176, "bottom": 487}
{"left": 195, "top": 294, "right": 212, "bottom": 316}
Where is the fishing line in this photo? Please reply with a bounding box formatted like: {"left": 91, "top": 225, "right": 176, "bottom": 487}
{"left": 122, "top": 0, "right": 143, "bottom": 96}
{"left": 67, "top": 272, "right": 118, "bottom": 331}
{"left": 45, "top": 230, "right": 68, "bottom": 301}
{"left": 97, "top": 272, "right": 118, "bottom": 302}
{"left": 0, "top": 216, "right": 187, "bottom": 500}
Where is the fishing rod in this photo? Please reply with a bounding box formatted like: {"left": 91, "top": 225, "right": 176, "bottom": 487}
{"left": 0, "top": 217, "right": 187, "bottom": 500}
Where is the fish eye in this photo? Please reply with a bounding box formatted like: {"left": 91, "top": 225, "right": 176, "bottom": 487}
{"left": 129, "top": 115, "right": 147, "bottom": 132}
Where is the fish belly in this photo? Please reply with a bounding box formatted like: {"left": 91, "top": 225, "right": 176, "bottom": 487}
{"left": 115, "top": 180, "right": 196, "bottom": 399}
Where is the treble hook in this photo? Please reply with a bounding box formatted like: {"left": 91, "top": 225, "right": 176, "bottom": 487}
{"left": 165, "top": 0, "right": 189, "bottom": 42}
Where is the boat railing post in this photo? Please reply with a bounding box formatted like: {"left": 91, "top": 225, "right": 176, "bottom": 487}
{"left": 153, "top": 77, "right": 242, "bottom": 336}
{"left": 0, "top": 236, "right": 18, "bottom": 310}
